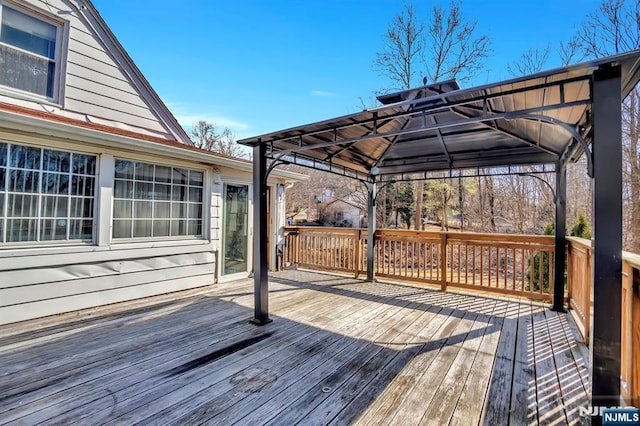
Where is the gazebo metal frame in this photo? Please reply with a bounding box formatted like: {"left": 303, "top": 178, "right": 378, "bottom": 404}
{"left": 239, "top": 50, "right": 640, "bottom": 407}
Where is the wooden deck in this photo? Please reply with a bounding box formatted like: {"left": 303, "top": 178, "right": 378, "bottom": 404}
{"left": 0, "top": 270, "right": 590, "bottom": 425}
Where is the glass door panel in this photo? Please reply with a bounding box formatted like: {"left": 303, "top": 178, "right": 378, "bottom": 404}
{"left": 222, "top": 184, "right": 248, "bottom": 275}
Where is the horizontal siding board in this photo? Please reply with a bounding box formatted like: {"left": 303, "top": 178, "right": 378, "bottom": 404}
{"left": 65, "top": 81, "right": 150, "bottom": 110}
{"left": 66, "top": 65, "right": 137, "bottom": 95}
{"left": 0, "top": 274, "right": 213, "bottom": 325}
{"left": 32, "top": 0, "right": 76, "bottom": 16}
{"left": 69, "top": 25, "right": 109, "bottom": 55}
{"left": 23, "top": 0, "right": 173, "bottom": 136}
{"left": 68, "top": 40, "right": 115, "bottom": 71}
{"left": 1, "top": 259, "right": 214, "bottom": 306}
{"left": 0, "top": 251, "right": 214, "bottom": 292}
{"left": 66, "top": 46, "right": 123, "bottom": 78}
{"left": 64, "top": 86, "right": 157, "bottom": 120}
{"left": 0, "top": 243, "right": 214, "bottom": 271}
{"left": 64, "top": 94, "right": 163, "bottom": 127}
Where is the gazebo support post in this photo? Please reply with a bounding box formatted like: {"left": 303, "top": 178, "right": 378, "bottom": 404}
{"left": 366, "top": 182, "right": 377, "bottom": 282}
{"left": 251, "top": 141, "right": 271, "bottom": 325}
{"left": 552, "top": 159, "right": 567, "bottom": 312}
{"left": 590, "top": 65, "right": 622, "bottom": 407}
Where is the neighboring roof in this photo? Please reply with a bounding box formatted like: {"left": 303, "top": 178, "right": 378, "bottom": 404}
{"left": 327, "top": 197, "right": 366, "bottom": 210}
{"left": 286, "top": 209, "right": 310, "bottom": 218}
{"left": 239, "top": 50, "right": 640, "bottom": 182}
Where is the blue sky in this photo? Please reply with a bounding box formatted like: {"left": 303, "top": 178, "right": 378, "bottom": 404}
{"left": 92, "top": 0, "right": 602, "bottom": 140}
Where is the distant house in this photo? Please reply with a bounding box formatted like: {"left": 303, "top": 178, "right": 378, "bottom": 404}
{"left": 0, "top": 0, "right": 303, "bottom": 325}
{"left": 322, "top": 197, "right": 365, "bottom": 227}
{"left": 287, "top": 208, "right": 312, "bottom": 224}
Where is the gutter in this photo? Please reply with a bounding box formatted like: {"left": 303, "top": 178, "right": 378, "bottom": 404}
{"left": 0, "top": 109, "right": 307, "bottom": 181}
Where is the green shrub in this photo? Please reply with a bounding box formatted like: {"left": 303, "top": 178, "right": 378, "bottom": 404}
{"left": 570, "top": 212, "right": 591, "bottom": 239}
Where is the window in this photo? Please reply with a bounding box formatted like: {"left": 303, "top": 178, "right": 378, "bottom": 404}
{"left": 0, "top": 142, "right": 96, "bottom": 244}
{"left": 0, "top": 4, "right": 61, "bottom": 99}
{"left": 113, "top": 160, "right": 203, "bottom": 239}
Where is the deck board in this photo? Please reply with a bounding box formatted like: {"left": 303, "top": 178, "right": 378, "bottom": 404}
{"left": 532, "top": 305, "right": 569, "bottom": 424}
{"left": 510, "top": 302, "right": 538, "bottom": 425}
{"left": 449, "top": 299, "right": 509, "bottom": 426}
{"left": 0, "top": 270, "right": 590, "bottom": 425}
{"left": 18, "top": 280, "right": 377, "bottom": 424}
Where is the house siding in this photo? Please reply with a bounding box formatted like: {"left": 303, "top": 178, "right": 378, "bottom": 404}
{"left": 0, "top": 0, "right": 302, "bottom": 325}
{"left": 0, "top": 131, "right": 218, "bottom": 325}
{"left": 1, "top": 0, "right": 171, "bottom": 137}
{"left": 0, "top": 128, "right": 296, "bottom": 325}
{"left": 0, "top": 243, "right": 215, "bottom": 324}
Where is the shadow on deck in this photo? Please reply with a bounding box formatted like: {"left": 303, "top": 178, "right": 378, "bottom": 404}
{"left": 0, "top": 270, "right": 589, "bottom": 425}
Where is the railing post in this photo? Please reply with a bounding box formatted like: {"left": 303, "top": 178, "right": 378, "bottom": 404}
{"left": 632, "top": 270, "right": 640, "bottom": 407}
{"left": 354, "top": 229, "right": 361, "bottom": 278}
{"left": 621, "top": 259, "right": 632, "bottom": 404}
{"left": 366, "top": 182, "right": 376, "bottom": 282}
{"left": 585, "top": 246, "right": 591, "bottom": 344}
{"left": 552, "top": 159, "right": 567, "bottom": 312}
{"left": 566, "top": 243, "right": 572, "bottom": 304}
{"left": 440, "top": 232, "right": 448, "bottom": 291}
{"left": 293, "top": 229, "right": 299, "bottom": 265}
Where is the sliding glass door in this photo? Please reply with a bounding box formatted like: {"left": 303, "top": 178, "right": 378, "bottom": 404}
{"left": 222, "top": 184, "right": 248, "bottom": 275}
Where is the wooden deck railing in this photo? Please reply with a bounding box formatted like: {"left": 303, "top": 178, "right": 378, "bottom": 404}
{"left": 621, "top": 252, "right": 640, "bottom": 406}
{"left": 284, "top": 226, "right": 639, "bottom": 405}
{"left": 284, "top": 227, "right": 555, "bottom": 301}
{"left": 567, "top": 237, "right": 592, "bottom": 343}
{"left": 283, "top": 226, "right": 366, "bottom": 277}
{"left": 566, "top": 238, "right": 640, "bottom": 406}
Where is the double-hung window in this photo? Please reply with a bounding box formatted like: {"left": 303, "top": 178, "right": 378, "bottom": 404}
{"left": 0, "top": 142, "right": 96, "bottom": 244}
{"left": 0, "top": 3, "right": 62, "bottom": 100}
{"left": 113, "top": 160, "right": 203, "bottom": 239}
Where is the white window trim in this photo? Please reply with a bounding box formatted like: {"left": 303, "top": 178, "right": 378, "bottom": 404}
{"left": 219, "top": 180, "right": 252, "bottom": 279}
{"left": 111, "top": 158, "right": 207, "bottom": 242}
{"left": 0, "top": 0, "right": 67, "bottom": 105}
{"left": 0, "top": 141, "right": 99, "bottom": 248}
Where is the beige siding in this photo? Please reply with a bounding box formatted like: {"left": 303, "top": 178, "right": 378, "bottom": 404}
{"left": 13, "top": 0, "right": 173, "bottom": 136}
{"left": 0, "top": 243, "right": 216, "bottom": 325}
{"left": 0, "top": 1, "right": 302, "bottom": 327}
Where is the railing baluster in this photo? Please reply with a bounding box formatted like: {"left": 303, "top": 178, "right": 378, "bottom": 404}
{"left": 456, "top": 243, "right": 461, "bottom": 284}
{"left": 548, "top": 248, "right": 553, "bottom": 296}
{"left": 440, "top": 233, "right": 447, "bottom": 291}
{"left": 464, "top": 244, "right": 468, "bottom": 284}
{"left": 511, "top": 247, "right": 516, "bottom": 291}
{"left": 286, "top": 226, "right": 561, "bottom": 302}
{"left": 472, "top": 245, "right": 476, "bottom": 286}
{"left": 480, "top": 246, "right": 484, "bottom": 287}
{"left": 496, "top": 247, "right": 500, "bottom": 289}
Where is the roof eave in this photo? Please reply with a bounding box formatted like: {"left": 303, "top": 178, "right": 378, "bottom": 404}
{"left": 0, "top": 110, "right": 307, "bottom": 182}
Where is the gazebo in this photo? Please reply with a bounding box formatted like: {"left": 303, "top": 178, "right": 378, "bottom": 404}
{"left": 239, "top": 50, "right": 640, "bottom": 408}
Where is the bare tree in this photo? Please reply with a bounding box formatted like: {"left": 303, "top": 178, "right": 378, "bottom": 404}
{"left": 374, "top": 1, "right": 490, "bottom": 231}
{"left": 576, "top": 0, "right": 640, "bottom": 58}
{"left": 572, "top": 0, "right": 640, "bottom": 251}
{"left": 418, "top": 1, "right": 491, "bottom": 230}
{"left": 373, "top": 1, "right": 425, "bottom": 91}
{"left": 190, "top": 120, "right": 249, "bottom": 159}
{"left": 425, "top": 0, "right": 491, "bottom": 84}
{"left": 507, "top": 46, "right": 551, "bottom": 76}
{"left": 559, "top": 36, "right": 584, "bottom": 66}
{"left": 505, "top": 35, "right": 590, "bottom": 236}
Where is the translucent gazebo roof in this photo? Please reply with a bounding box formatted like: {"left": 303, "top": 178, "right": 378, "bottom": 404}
{"left": 239, "top": 50, "right": 640, "bottom": 182}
